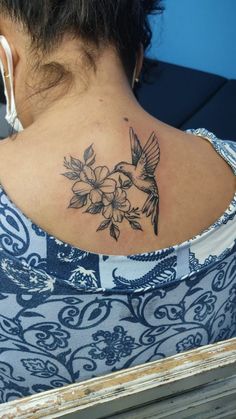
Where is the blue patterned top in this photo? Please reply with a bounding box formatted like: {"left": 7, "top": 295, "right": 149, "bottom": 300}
{"left": 0, "top": 128, "right": 235, "bottom": 403}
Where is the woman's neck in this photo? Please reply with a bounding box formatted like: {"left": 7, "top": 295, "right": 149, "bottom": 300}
{"left": 21, "top": 81, "right": 146, "bottom": 146}
{"left": 23, "top": 45, "right": 140, "bottom": 131}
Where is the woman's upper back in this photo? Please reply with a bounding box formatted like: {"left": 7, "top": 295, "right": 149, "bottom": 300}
{"left": 0, "top": 119, "right": 235, "bottom": 257}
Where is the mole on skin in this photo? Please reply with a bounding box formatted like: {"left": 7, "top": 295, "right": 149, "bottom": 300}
{"left": 124, "top": 117, "right": 129, "bottom": 122}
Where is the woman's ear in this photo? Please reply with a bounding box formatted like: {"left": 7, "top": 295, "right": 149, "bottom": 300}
{"left": 0, "top": 39, "right": 19, "bottom": 76}
{"left": 136, "top": 43, "right": 144, "bottom": 80}
{"left": 132, "top": 44, "right": 144, "bottom": 88}
{"left": 0, "top": 43, "right": 8, "bottom": 75}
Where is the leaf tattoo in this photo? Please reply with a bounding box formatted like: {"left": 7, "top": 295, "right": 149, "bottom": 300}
{"left": 62, "top": 128, "right": 160, "bottom": 240}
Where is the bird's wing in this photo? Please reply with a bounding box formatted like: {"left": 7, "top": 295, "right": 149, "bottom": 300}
{"left": 130, "top": 128, "right": 143, "bottom": 166}
{"left": 137, "top": 132, "right": 160, "bottom": 176}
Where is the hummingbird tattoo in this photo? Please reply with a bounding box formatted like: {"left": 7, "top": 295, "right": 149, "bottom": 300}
{"left": 113, "top": 128, "right": 160, "bottom": 235}
{"left": 62, "top": 127, "right": 160, "bottom": 241}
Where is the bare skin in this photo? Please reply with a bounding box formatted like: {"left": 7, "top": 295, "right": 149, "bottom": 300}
{"left": 0, "top": 17, "right": 235, "bottom": 255}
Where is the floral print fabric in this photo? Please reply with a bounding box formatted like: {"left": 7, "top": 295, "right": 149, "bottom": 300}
{"left": 0, "top": 128, "right": 235, "bottom": 403}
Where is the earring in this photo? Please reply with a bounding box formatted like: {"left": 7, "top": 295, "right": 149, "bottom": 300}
{"left": 4, "top": 71, "right": 10, "bottom": 78}
{"left": 135, "top": 78, "right": 140, "bottom": 84}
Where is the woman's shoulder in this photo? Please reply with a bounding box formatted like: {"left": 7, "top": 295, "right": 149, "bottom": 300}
{"left": 185, "top": 127, "right": 236, "bottom": 173}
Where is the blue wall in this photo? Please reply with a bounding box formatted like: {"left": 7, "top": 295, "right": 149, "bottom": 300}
{"left": 148, "top": 0, "right": 236, "bottom": 79}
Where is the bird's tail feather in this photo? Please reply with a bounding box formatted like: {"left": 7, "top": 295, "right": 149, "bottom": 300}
{"left": 142, "top": 194, "right": 159, "bottom": 235}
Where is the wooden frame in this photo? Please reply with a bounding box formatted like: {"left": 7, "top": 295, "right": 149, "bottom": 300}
{"left": 1, "top": 337, "right": 236, "bottom": 419}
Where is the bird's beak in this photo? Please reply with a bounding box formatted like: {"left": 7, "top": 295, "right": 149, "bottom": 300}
{"left": 109, "top": 169, "right": 116, "bottom": 175}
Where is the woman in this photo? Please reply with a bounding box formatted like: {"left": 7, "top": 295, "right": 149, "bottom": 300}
{"left": 0, "top": 0, "right": 235, "bottom": 403}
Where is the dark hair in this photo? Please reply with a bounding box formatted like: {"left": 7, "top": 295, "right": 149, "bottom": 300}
{"left": 0, "top": 0, "right": 164, "bottom": 81}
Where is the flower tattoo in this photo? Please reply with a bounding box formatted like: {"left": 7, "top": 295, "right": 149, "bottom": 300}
{"left": 103, "top": 188, "right": 131, "bottom": 222}
{"left": 62, "top": 128, "right": 160, "bottom": 240}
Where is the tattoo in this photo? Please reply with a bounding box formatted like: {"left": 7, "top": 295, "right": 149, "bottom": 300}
{"left": 62, "top": 127, "right": 160, "bottom": 241}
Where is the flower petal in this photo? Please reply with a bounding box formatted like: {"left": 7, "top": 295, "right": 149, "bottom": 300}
{"left": 113, "top": 209, "right": 124, "bottom": 223}
{"left": 80, "top": 165, "right": 96, "bottom": 183}
{"left": 117, "top": 187, "right": 127, "bottom": 201}
{"left": 100, "top": 178, "right": 117, "bottom": 194}
{"left": 103, "top": 204, "right": 113, "bottom": 219}
{"left": 95, "top": 166, "right": 109, "bottom": 182}
{"left": 102, "top": 193, "right": 114, "bottom": 205}
{"left": 72, "top": 181, "right": 92, "bottom": 196}
{"left": 90, "top": 189, "right": 103, "bottom": 204}
{"left": 119, "top": 200, "right": 131, "bottom": 212}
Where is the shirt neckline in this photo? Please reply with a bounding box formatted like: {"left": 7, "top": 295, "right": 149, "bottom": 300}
{"left": 0, "top": 127, "right": 235, "bottom": 259}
